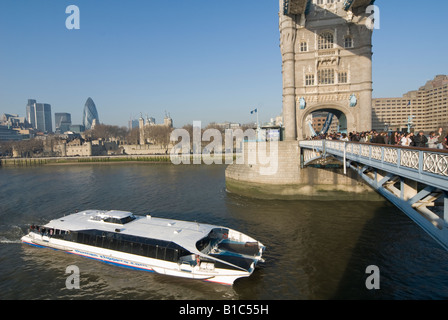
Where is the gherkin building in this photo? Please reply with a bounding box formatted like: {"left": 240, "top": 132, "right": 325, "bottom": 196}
{"left": 82, "top": 97, "right": 99, "bottom": 130}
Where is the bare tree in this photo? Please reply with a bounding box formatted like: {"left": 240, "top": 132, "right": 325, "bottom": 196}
{"left": 7, "top": 138, "right": 44, "bottom": 157}
{"left": 84, "top": 124, "right": 128, "bottom": 141}
{"left": 0, "top": 141, "right": 13, "bottom": 156}
{"left": 144, "top": 125, "right": 174, "bottom": 153}
{"left": 126, "top": 127, "right": 140, "bottom": 145}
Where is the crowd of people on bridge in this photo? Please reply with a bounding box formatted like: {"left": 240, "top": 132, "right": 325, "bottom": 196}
{"left": 309, "top": 127, "right": 448, "bottom": 150}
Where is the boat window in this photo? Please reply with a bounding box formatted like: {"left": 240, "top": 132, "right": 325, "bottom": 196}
{"left": 120, "top": 215, "right": 136, "bottom": 224}
{"left": 102, "top": 214, "right": 136, "bottom": 225}
{"left": 195, "top": 228, "right": 229, "bottom": 253}
{"left": 48, "top": 228, "right": 70, "bottom": 240}
{"left": 122, "top": 240, "right": 133, "bottom": 253}
{"left": 68, "top": 229, "right": 191, "bottom": 262}
{"left": 133, "top": 243, "right": 145, "bottom": 256}
{"left": 103, "top": 217, "right": 122, "bottom": 224}
{"left": 196, "top": 237, "right": 209, "bottom": 252}
{"left": 146, "top": 244, "right": 156, "bottom": 258}
{"left": 165, "top": 248, "right": 177, "bottom": 262}
{"left": 156, "top": 245, "right": 165, "bottom": 260}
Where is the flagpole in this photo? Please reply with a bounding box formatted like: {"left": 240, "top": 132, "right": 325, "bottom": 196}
{"left": 256, "top": 109, "right": 259, "bottom": 129}
{"left": 407, "top": 100, "right": 414, "bottom": 133}
{"left": 251, "top": 108, "right": 260, "bottom": 141}
{"left": 251, "top": 108, "right": 259, "bottom": 129}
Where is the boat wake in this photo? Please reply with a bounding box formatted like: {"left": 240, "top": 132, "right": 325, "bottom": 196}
{"left": 0, "top": 237, "right": 22, "bottom": 244}
{"left": 0, "top": 225, "right": 25, "bottom": 244}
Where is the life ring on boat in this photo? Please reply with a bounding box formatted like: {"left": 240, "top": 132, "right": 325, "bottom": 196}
{"left": 223, "top": 233, "right": 228, "bottom": 239}
{"left": 196, "top": 255, "right": 200, "bottom": 265}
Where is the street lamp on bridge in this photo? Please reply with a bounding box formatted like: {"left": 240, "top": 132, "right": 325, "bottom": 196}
{"left": 407, "top": 115, "right": 414, "bottom": 133}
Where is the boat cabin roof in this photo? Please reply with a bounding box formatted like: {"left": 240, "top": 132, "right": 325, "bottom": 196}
{"left": 43, "top": 210, "right": 226, "bottom": 255}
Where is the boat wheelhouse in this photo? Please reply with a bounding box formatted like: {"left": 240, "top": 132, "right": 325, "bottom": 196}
{"left": 21, "top": 210, "right": 265, "bottom": 285}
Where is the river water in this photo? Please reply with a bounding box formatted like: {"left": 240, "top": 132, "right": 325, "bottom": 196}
{"left": 1, "top": 163, "right": 448, "bottom": 300}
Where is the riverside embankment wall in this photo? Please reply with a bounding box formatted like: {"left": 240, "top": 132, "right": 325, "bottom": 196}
{"left": 0, "top": 155, "right": 172, "bottom": 167}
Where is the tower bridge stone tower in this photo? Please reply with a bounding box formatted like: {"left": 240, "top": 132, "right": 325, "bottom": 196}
{"left": 224, "top": 0, "right": 379, "bottom": 200}
{"left": 280, "top": 0, "right": 374, "bottom": 140}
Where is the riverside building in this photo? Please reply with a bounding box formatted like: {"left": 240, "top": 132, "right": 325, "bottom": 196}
{"left": 372, "top": 75, "right": 448, "bottom": 133}
{"left": 0, "top": 125, "right": 23, "bottom": 141}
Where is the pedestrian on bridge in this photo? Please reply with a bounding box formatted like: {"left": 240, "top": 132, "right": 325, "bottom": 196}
{"left": 390, "top": 132, "right": 399, "bottom": 145}
{"left": 436, "top": 127, "right": 445, "bottom": 149}
{"left": 413, "top": 131, "right": 428, "bottom": 148}
{"left": 400, "top": 133, "right": 412, "bottom": 146}
{"left": 428, "top": 132, "right": 438, "bottom": 149}
{"left": 409, "top": 132, "right": 416, "bottom": 146}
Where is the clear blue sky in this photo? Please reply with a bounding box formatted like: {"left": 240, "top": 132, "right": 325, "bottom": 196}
{"left": 0, "top": 0, "right": 447, "bottom": 128}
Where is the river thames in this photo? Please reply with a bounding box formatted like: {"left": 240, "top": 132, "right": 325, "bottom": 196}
{"left": 1, "top": 163, "right": 448, "bottom": 300}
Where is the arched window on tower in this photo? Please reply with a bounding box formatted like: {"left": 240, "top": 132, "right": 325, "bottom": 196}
{"left": 318, "top": 32, "right": 334, "bottom": 50}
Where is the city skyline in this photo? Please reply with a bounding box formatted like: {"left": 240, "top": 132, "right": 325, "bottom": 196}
{"left": 0, "top": 1, "right": 447, "bottom": 128}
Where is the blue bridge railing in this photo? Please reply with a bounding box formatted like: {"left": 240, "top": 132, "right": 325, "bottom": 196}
{"left": 300, "top": 140, "right": 448, "bottom": 191}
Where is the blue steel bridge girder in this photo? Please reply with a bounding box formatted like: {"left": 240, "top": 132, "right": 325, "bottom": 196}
{"left": 343, "top": 0, "right": 376, "bottom": 11}
{"left": 283, "top": 0, "right": 311, "bottom": 15}
{"left": 284, "top": 0, "right": 375, "bottom": 15}
{"left": 299, "top": 140, "right": 448, "bottom": 252}
{"left": 356, "top": 165, "right": 448, "bottom": 250}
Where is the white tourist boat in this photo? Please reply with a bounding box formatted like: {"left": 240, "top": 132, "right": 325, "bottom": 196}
{"left": 21, "top": 210, "right": 265, "bottom": 285}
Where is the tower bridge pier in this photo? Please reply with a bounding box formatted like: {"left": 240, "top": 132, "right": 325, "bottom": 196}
{"left": 225, "top": 140, "right": 382, "bottom": 201}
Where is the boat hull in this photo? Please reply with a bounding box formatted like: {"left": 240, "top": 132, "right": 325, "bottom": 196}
{"left": 21, "top": 233, "right": 250, "bottom": 286}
